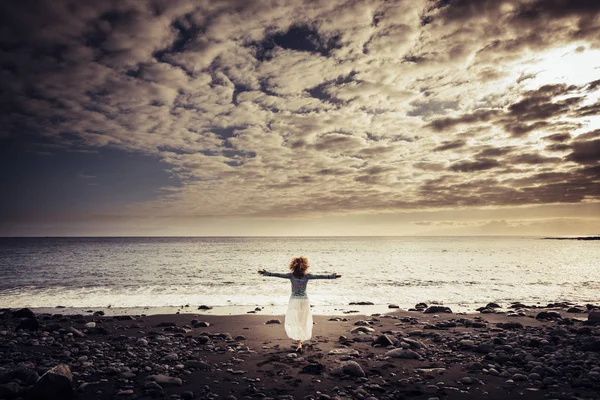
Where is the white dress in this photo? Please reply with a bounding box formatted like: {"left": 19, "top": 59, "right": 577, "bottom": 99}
{"left": 263, "top": 271, "right": 337, "bottom": 341}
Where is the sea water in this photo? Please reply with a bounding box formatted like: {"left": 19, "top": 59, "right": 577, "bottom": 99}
{"left": 0, "top": 236, "right": 598, "bottom": 313}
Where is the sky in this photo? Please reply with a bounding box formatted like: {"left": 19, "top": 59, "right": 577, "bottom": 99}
{"left": 0, "top": 0, "right": 599, "bottom": 237}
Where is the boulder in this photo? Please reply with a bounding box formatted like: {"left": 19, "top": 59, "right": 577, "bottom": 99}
{"left": 388, "top": 304, "right": 400, "bottom": 309}
{"left": 372, "top": 334, "right": 396, "bottom": 347}
{"left": 350, "top": 326, "right": 375, "bottom": 334}
{"left": 496, "top": 322, "right": 523, "bottom": 330}
{"left": 27, "top": 364, "right": 74, "bottom": 400}
{"left": 12, "top": 308, "right": 35, "bottom": 318}
{"left": 300, "top": 363, "right": 325, "bottom": 375}
{"left": 0, "top": 382, "right": 22, "bottom": 399}
{"left": 147, "top": 374, "right": 183, "bottom": 386}
{"left": 156, "top": 322, "right": 176, "bottom": 327}
{"left": 414, "top": 303, "right": 428, "bottom": 311}
{"left": 349, "top": 301, "right": 374, "bottom": 305}
{"left": 588, "top": 311, "right": 600, "bottom": 322}
{"left": 535, "top": 311, "right": 562, "bottom": 321}
{"left": 197, "top": 305, "right": 213, "bottom": 310}
{"left": 67, "top": 327, "right": 85, "bottom": 337}
{"left": 330, "top": 361, "right": 365, "bottom": 377}
{"left": 424, "top": 306, "right": 452, "bottom": 314}
{"left": 385, "top": 348, "right": 422, "bottom": 360}
{"left": 1, "top": 367, "right": 39, "bottom": 385}
{"left": 265, "top": 319, "right": 281, "bottom": 325}
{"left": 16, "top": 318, "right": 40, "bottom": 331}
{"left": 184, "top": 360, "right": 212, "bottom": 370}
{"left": 485, "top": 302, "right": 501, "bottom": 308}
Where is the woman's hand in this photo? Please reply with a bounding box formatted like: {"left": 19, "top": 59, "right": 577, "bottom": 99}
{"left": 335, "top": 273, "right": 342, "bottom": 278}
{"left": 258, "top": 269, "right": 266, "bottom": 275}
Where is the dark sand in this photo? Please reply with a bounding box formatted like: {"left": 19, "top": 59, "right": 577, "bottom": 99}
{"left": 1, "top": 304, "right": 599, "bottom": 400}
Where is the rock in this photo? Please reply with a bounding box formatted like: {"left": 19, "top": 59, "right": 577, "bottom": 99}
{"left": 414, "top": 303, "right": 428, "bottom": 311}
{"left": 266, "top": 319, "right": 281, "bottom": 324}
{"left": 354, "top": 320, "right": 372, "bottom": 326}
{"left": 588, "top": 311, "right": 600, "bottom": 322}
{"left": 385, "top": 349, "right": 422, "bottom": 360}
{"left": 0, "top": 382, "right": 22, "bottom": 399}
{"left": 193, "top": 321, "right": 210, "bottom": 327}
{"left": 83, "top": 322, "right": 96, "bottom": 329}
{"left": 185, "top": 360, "right": 212, "bottom": 370}
{"left": 162, "top": 353, "right": 178, "bottom": 361}
{"left": 197, "top": 336, "right": 211, "bottom": 345}
{"left": 2, "top": 367, "right": 39, "bottom": 385}
{"left": 16, "top": 318, "right": 40, "bottom": 331}
{"left": 459, "top": 339, "right": 475, "bottom": 349}
{"left": 459, "top": 376, "right": 476, "bottom": 385}
{"left": 512, "top": 373, "right": 528, "bottom": 381}
{"left": 67, "top": 326, "right": 85, "bottom": 337}
{"left": 143, "top": 381, "right": 163, "bottom": 390}
{"left": 475, "top": 343, "right": 492, "bottom": 354}
{"left": 485, "top": 302, "right": 501, "bottom": 308}
{"left": 113, "top": 315, "right": 134, "bottom": 321}
{"left": 350, "top": 326, "right": 375, "bottom": 334}
{"left": 535, "top": 311, "right": 562, "bottom": 321}
{"left": 147, "top": 374, "right": 183, "bottom": 386}
{"left": 373, "top": 334, "right": 396, "bottom": 347}
{"left": 181, "top": 391, "right": 194, "bottom": 400}
{"left": 12, "top": 308, "right": 35, "bottom": 318}
{"left": 93, "top": 311, "right": 105, "bottom": 316}
{"left": 424, "top": 306, "right": 452, "bottom": 314}
{"left": 330, "top": 361, "right": 365, "bottom": 377}
{"left": 581, "top": 337, "right": 600, "bottom": 351}
{"left": 496, "top": 322, "right": 523, "bottom": 330}
{"left": 401, "top": 338, "right": 424, "bottom": 349}
{"left": 27, "top": 364, "right": 74, "bottom": 400}
{"left": 349, "top": 301, "right": 374, "bottom": 305}
{"left": 300, "top": 363, "right": 325, "bottom": 375}
{"left": 198, "top": 305, "right": 213, "bottom": 310}
{"left": 509, "top": 302, "right": 529, "bottom": 309}
{"left": 116, "top": 389, "right": 134, "bottom": 395}
{"left": 388, "top": 304, "right": 400, "bottom": 309}
{"left": 328, "top": 348, "right": 359, "bottom": 356}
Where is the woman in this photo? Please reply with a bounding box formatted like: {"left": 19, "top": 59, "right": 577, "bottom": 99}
{"left": 258, "top": 257, "right": 341, "bottom": 352}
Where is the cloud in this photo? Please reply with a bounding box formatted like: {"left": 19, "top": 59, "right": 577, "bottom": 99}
{"left": 0, "top": 0, "right": 599, "bottom": 227}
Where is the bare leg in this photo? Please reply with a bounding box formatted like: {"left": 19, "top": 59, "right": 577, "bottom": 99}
{"left": 296, "top": 340, "right": 303, "bottom": 352}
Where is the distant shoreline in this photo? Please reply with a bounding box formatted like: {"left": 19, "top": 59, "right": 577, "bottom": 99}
{"left": 543, "top": 236, "right": 600, "bottom": 240}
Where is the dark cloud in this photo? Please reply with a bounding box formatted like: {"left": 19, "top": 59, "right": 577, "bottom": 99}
{"left": 427, "top": 109, "right": 500, "bottom": 131}
{"left": 566, "top": 139, "right": 600, "bottom": 165}
{"left": 508, "top": 153, "right": 561, "bottom": 165}
{"left": 449, "top": 158, "right": 500, "bottom": 172}
{"left": 546, "top": 143, "right": 570, "bottom": 152}
{"left": 433, "top": 139, "right": 466, "bottom": 151}
{"left": 543, "top": 133, "right": 571, "bottom": 142}
{"left": 475, "top": 147, "right": 515, "bottom": 158}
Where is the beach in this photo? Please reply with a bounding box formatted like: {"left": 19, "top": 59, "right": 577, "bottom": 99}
{"left": 1, "top": 303, "right": 599, "bottom": 400}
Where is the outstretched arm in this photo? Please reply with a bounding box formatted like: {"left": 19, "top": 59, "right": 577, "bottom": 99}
{"left": 258, "top": 269, "right": 291, "bottom": 278}
{"left": 307, "top": 273, "right": 342, "bottom": 279}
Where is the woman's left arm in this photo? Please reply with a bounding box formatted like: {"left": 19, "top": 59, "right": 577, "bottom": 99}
{"left": 307, "top": 273, "right": 341, "bottom": 279}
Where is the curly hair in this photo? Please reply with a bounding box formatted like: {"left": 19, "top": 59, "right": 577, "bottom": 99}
{"left": 289, "top": 256, "right": 310, "bottom": 277}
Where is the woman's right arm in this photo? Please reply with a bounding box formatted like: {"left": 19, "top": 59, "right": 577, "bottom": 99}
{"left": 258, "top": 270, "right": 291, "bottom": 278}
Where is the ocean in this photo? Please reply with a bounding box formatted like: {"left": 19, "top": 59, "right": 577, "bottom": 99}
{"left": 0, "top": 236, "right": 598, "bottom": 314}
